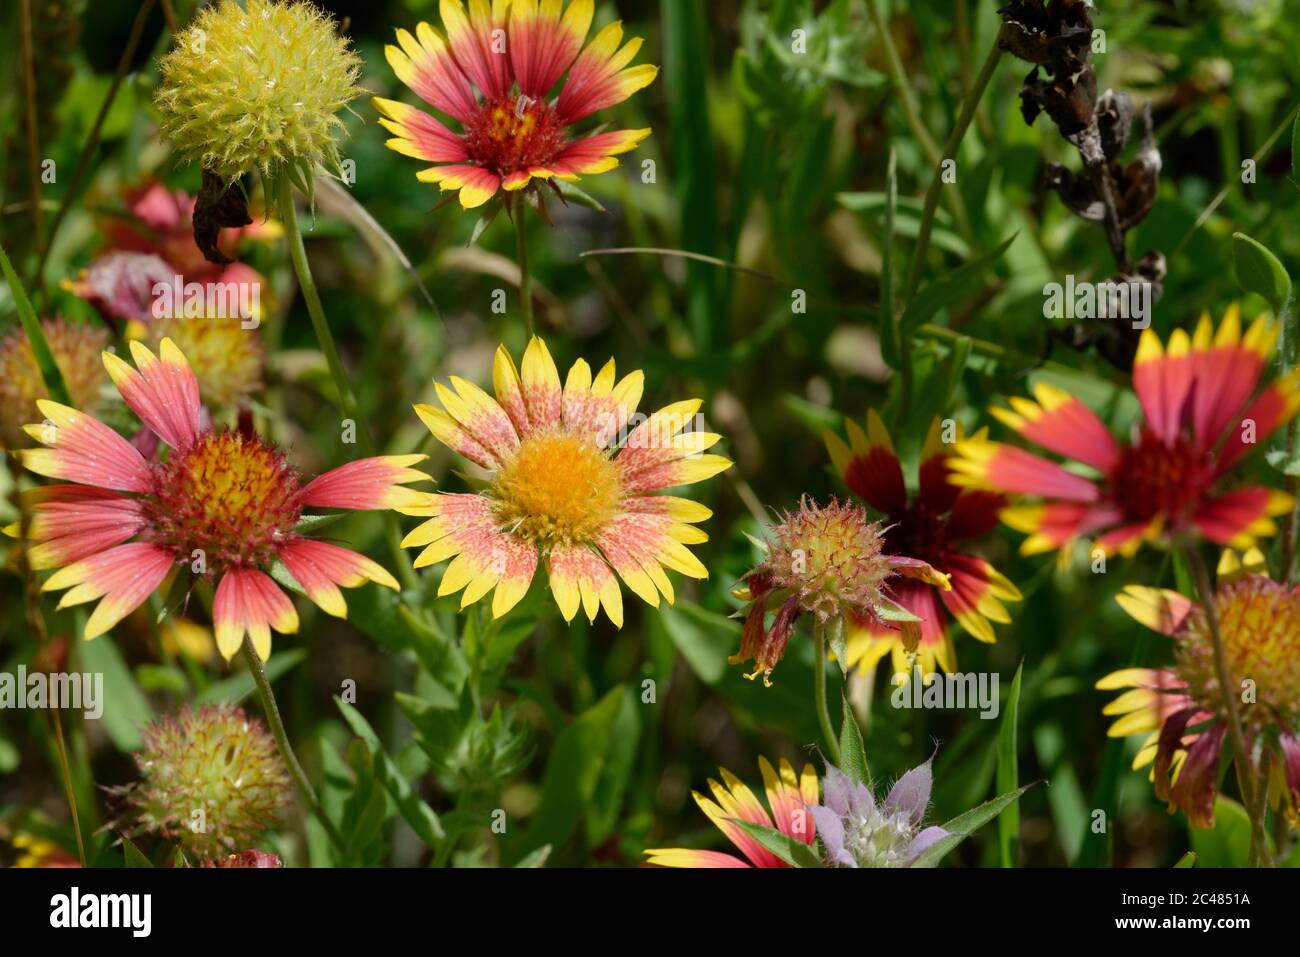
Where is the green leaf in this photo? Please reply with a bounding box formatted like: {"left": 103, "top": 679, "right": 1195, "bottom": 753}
{"left": 728, "top": 819, "right": 822, "bottom": 868}
{"left": 899, "top": 233, "right": 1017, "bottom": 337}
{"left": 996, "top": 661, "right": 1024, "bottom": 868}
{"left": 1292, "top": 108, "right": 1299, "bottom": 185}
{"left": 881, "top": 149, "right": 900, "bottom": 368}
{"left": 911, "top": 783, "right": 1036, "bottom": 868}
{"left": 195, "top": 650, "right": 306, "bottom": 705}
{"left": 838, "top": 695, "right": 868, "bottom": 784}
{"left": 0, "top": 241, "right": 71, "bottom": 405}
{"left": 123, "top": 840, "right": 153, "bottom": 868}
{"left": 1231, "top": 232, "right": 1292, "bottom": 311}
{"left": 586, "top": 687, "right": 642, "bottom": 846}
{"left": 875, "top": 597, "right": 922, "bottom": 622}
{"left": 336, "top": 698, "right": 446, "bottom": 847}
{"left": 1174, "top": 851, "right": 1197, "bottom": 868}
{"left": 553, "top": 179, "right": 607, "bottom": 212}
{"left": 1190, "top": 796, "right": 1256, "bottom": 867}
{"left": 659, "top": 603, "right": 736, "bottom": 684}
{"left": 514, "top": 845, "right": 552, "bottom": 868}
{"left": 81, "top": 634, "right": 154, "bottom": 752}
{"left": 522, "top": 686, "right": 624, "bottom": 854}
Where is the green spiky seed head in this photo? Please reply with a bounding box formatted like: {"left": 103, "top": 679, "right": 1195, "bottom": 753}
{"left": 125, "top": 703, "right": 291, "bottom": 862}
{"left": 154, "top": 0, "right": 361, "bottom": 186}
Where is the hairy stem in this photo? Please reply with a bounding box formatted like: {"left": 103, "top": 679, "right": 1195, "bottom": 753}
{"left": 241, "top": 637, "right": 346, "bottom": 855}
{"left": 814, "top": 623, "right": 841, "bottom": 765}
{"left": 1183, "top": 546, "right": 1270, "bottom": 867}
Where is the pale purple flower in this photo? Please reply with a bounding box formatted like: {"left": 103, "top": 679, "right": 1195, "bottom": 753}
{"left": 809, "top": 759, "right": 948, "bottom": 867}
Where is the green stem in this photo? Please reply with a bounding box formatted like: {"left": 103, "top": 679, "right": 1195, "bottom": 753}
{"left": 277, "top": 176, "right": 419, "bottom": 592}
{"left": 515, "top": 204, "right": 534, "bottom": 338}
{"left": 241, "top": 637, "right": 346, "bottom": 856}
{"left": 1183, "top": 546, "right": 1270, "bottom": 867}
{"left": 814, "top": 623, "right": 841, "bottom": 765}
{"left": 904, "top": 29, "right": 1005, "bottom": 304}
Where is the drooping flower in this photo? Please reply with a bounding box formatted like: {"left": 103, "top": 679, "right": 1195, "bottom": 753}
{"left": 0, "top": 319, "right": 108, "bottom": 450}
{"left": 810, "top": 759, "right": 948, "bottom": 868}
{"left": 67, "top": 179, "right": 275, "bottom": 331}
{"left": 154, "top": 0, "right": 362, "bottom": 187}
{"left": 730, "top": 497, "right": 951, "bottom": 685}
{"left": 399, "top": 337, "right": 730, "bottom": 625}
{"left": 1097, "top": 549, "right": 1300, "bottom": 827}
{"left": 644, "top": 757, "right": 819, "bottom": 868}
{"left": 951, "top": 307, "right": 1300, "bottom": 557}
{"left": 375, "top": 0, "right": 657, "bottom": 209}
{"left": 825, "top": 412, "right": 1022, "bottom": 676}
{"left": 118, "top": 704, "right": 290, "bottom": 862}
{"left": 12, "top": 339, "right": 430, "bottom": 659}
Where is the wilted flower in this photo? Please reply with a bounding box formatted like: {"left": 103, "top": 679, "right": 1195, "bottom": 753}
{"left": 1097, "top": 549, "right": 1300, "bottom": 827}
{"left": 825, "top": 412, "right": 1021, "bottom": 675}
{"left": 121, "top": 704, "right": 290, "bottom": 862}
{"left": 400, "top": 337, "right": 730, "bottom": 625}
{"left": 376, "top": 0, "right": 657, "bottom": 208}
{"left": 13, "top": 339, "right": 430, "bottom": 658}
{"left": 644, "top": 757, "right": 818, "bottom": 868}
{"left": 952, "top": 307, "right": 1300, "bottom": 557}
{"left": 155, "top": 0, "right": 362, "bottom": 187}
{"left": 730, "top": 497, "right": 951, "bottom": 685}
{"left": 0, "top": 319, "right": 108, "bottom": 450}
{"left": 810, "top": 759, "right": 948, "bottom": 868}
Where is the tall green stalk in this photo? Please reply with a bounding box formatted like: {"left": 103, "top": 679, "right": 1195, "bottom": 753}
{"left": 814, "top": 623, "right": 841, "bottom": 764}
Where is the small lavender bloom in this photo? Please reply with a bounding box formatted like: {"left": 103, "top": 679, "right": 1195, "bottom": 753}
{"left": 810, "top": 759, "right": 949, "bottom": 868}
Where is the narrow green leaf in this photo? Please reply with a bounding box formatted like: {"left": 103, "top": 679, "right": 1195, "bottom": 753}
{"left": 729, "top": 819, "right": 823, "bottom": 868}
{"left": 1174, "top": 851, "right": 1197, "bottom": 868}
{"left": 336, "top": 697, "right": 446, "bottom": 847}
{"left": 123, "top": 839, "right": 153, "bottom": 868}
{"left": 996, "top": 661, "right": 1024, "bottom": 868}
{"left": 1190, "top": 796, "right": 1258, "bottom": 867}
{"left": 81, "top": 634, "right": 154, "bottom": 752}
{"left": 899, "top": 233, "right": 1017, "bottom": 336}
{"left": 881, "top": 147, "right": 899, "bottom": 368}
{"left": 0, "top": 241, "right": 71, "bottom": 405}
{"left": 1231, "top": 232, "right": 1292, "bottom": 311}
{"left": 838, "top": 695, "right": 868, "bottom": 784}
{"left": 514, "top": 845, "right": 552, "bottom": 868}
{"left": 912, "top": 783, "right": 1036, "bottom": 868}
{"left": 195, "top": 650, "right": 306, "bottom": 705}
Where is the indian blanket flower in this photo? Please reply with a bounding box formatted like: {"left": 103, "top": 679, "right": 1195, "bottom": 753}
{"left": 0, "top": 319, "right": 108, "bottom": 450}
{"left": 1097, "top": 549, "right": 1300, "bottom": 827}
{"left": 375, "top": 0, "right": 657, "bottom": 208}
{"left": 730, "top": 496, "right": 952, "bottom": 685}
{"left": 400, "top": 337, "right": 730, "bottom": 625}
{"left": 117, "top": 704, "right": 290, "bottom": 862}
{"left": 825, "top": 412, "right": 1022, "bottom": 676}
{"left": 811, "top": 758, "right": 948, "bottom": 868}
{"left": 155, "top": 0, "right": 362, "bottom": 186}
{"left": 951, "top": 306, "right": 1300, "bottom": 557}
{"left": 644, "top": 757, "right": 818, "bottom": 868}
{"left": 13, "top": 338, "right": 430, "bottom": 659}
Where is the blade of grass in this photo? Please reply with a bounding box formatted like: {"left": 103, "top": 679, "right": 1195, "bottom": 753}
{"left": 1, "top": 241, "right": 70, "bottom": 404}
{"left": 996, "top": 660, "right": 1023, "bottom": 867}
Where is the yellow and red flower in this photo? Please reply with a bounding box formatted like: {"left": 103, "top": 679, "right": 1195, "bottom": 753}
{"left": 825, "top": 412, "right": 1022, "bottom": 675}
{"left": 375, "top": 0, "right": 657, "bottom": 208}
{"left": 12, "top": 339, "right": 430, "bottom": 659}
{"left": 1097, "top": 550, "right": 1300, "bottom": 827}
{"left": 400, "top": 337, "right": 730, "bottom": 625}
{"left": 644, "top": 757, "right": 818, "bottom": 868}
{"left": 951, "top": 307, "right": 1300, "bottom": 557}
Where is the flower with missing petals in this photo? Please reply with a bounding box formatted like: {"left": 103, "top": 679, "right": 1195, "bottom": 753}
{"left": 376, "top": 0, "right": 657, "bottom": 208}
{"left": 730, "top": 497, "right": 951, "bottom": 685}
{"left": 825, "top": 412, "right": 1021, "bottom": 676}
{"left": 400, "top": 337, "right": 730, "bottom": 625}
{"left": 121, "top": 704, "right": 290, "bottom": 862}
{"left": 951, "top": 307, "right": 1299, "bottom": 557}
{"left": 644, "top": 758, "right": 819, "bottom": 868}
{"left": 13, "top": 339, "right": 430, "bottom": 659}
{"left": 155, "top": 0, "right": 362, "bottom": 186}
{"left": 1097, "top": 549, "right": 1300, "bottom": 827}
{"left": 810, "top": 759, "right": 948, "bottom": 868}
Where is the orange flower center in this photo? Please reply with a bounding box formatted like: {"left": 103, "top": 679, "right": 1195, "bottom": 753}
{"left": 1110, "top": 432, "right": 1211, "bottom": 524}
{"left": 146, "top": 430, "right": 302, "bottom": 572}
{"left": 463, "top": 95, "right": 567, "bottom": 177}
{"left": 491, "top": 429, "right": 621, "bottom": 546}
{"left": 1177, "top": 576, "right": 1300, "bottom": 728}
